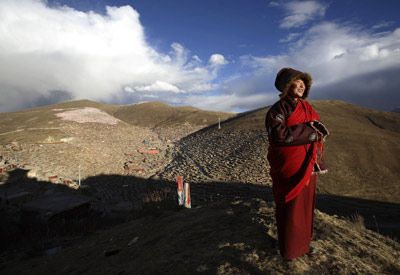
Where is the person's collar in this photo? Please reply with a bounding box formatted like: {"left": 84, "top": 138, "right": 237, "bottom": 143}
{"left": 283, "top": 96, "right": 298, "bottom": 108}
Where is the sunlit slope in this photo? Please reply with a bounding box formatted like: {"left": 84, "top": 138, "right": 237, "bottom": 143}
{"left": 113, "top": 101, "right": 233, "bottom": 128}
{"left": 0, "top": 100, "right": 234, "bottom": 144}
{"left": 312, "top": 100, "right": 400, "bottom": 202}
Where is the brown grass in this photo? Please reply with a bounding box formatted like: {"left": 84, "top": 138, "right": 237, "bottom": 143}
{"left": 348, "top": 212, "right": 366, "bottom": 231}
{"left": 311, "top": 100, "right": 400, "bottom": 203}
{"left": 0, "top": 99, "right": 233, "bottom": 144}
{"left": 113, "top": 101, "right": 234, "bottom": 128}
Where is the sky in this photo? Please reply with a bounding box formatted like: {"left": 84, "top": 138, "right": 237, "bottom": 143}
{"left": 0, "top": 0, "right": 399, "bottom": 113}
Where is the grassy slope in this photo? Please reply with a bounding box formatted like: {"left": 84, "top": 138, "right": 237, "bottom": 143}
{"left": 113, "top": 101, "right": 233, "bottom": 128}
{"left": 0, "top": 100, "right": 234, "bottom": 144}
{"left": 312, "top": 100, "right": 400, "bottom": 202}
{"left": 0, "top": 100, "right": 119, "bottom": 144}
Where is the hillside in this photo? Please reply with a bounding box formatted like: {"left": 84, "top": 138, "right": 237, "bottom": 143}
{"left": 0, "top": 100, "right": 118, "bottom": 144}
{"left": 0, "top": 99, "right": 234, "bottom": 185}
{"left": 310, "top": 100, "right": 400, "bottom": 201}
{"left": 1, "top": 99, "right": 400, "bottom": 274}
{"left": 158, "top": 100, "right": 400, "bottom": 238}
{"left": 113, "top": 101, "right": 232, "bottom": 128}
{"left": 112, "top": 101, "right": 233, "bottom": 143}
{"left": 2, "top": 195, "right": 400, "bottom": 274}
{"left": 0, "top": 100, "right": 233, "bottom": 144}
{"left": 160, "top": 100, "right": 400, "bottom": 203}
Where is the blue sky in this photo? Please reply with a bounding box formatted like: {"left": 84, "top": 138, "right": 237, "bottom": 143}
{"left": 0, "top": 0, "right": 399, "bottom": 112}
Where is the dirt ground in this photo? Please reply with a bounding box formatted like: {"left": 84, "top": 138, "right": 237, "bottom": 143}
{"left": 1, "top": 197, "right": 399, "bottom": 275}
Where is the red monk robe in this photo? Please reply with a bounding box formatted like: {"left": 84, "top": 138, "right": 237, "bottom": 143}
{"left": 266, "top": 96, "right": 325, "bottom": 260}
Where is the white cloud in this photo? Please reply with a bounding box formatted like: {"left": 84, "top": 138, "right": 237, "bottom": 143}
{"left": 280, "top": 1, "right": 328, "bottom": 29}
{"left": 233, "top": 22, "right": 400, "bottom": 110}
{"left": 268, "top": 2, "right": 280, "bottom": 8}
{"left": 169, "top": 42, "right": 189, "bottom": 67}
{"left": 279, "top": 32, "right": 301, "bottom": 43}
{"left": 132, "top": 80, "right": 182, "bottom": 93}
{"left": 0, "top": 0, "right": 224, "bottom": 112}
{"left": 186, "top": 83, "right": 218, "bottom": 92}
{"left": 209, "top": 54, "right": 228, "bottom": 67}
{"left": 250, "top": 23, "right": 400, "bottom": 86}
{"left": 372, "top": 21, "right": 394, "bottom": 30}
{"left": 1, "top": 0, "right": 398, "bottom": 114}
{"left": 182, "top": 93, "right": 276, "bottom": 113}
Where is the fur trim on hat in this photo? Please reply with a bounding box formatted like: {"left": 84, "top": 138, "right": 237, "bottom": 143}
{"left": 274, "top": 67, "right": 312, "bottom": 99}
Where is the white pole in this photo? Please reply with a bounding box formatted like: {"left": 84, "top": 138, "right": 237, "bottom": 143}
{"left": 218, "top": 117, "right": 221, "bottom": 130}
{"left": 78, "top": 163, "right": 81, "bottom": 187}
{"left": 184, "top": 182, "right": 191, "bottom": 208}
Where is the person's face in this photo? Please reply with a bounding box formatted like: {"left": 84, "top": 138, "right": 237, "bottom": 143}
{"left": 289, "top": 79, "right": 306, "bottom": 98}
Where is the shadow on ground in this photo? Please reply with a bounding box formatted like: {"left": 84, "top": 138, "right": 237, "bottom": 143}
{"left": 317, "top": 193, "right": 400, "bottom": 240}
{"left": 1, "top": 169, "right": 399, "bottom": 274}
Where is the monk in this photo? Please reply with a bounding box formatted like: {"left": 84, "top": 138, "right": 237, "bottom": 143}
{"left": 265, "top": 68, "right": 329, "bottom": 260}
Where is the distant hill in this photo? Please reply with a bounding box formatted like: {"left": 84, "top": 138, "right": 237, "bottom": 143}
{"left": 0, "top": 100, "right": 234, "bottom": 144}
{"left": 113, "top": 101, "right": 232, "bottom": 128}
{"left": 391, "top": 107, "right": 400, "bottom": 113}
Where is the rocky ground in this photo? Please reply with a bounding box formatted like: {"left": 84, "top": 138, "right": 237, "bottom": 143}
{"left": 0, "top": 110, "right": 205, "bottom": 187}
{"left": 158, "top": 122, "right": 270, "bottom": 185}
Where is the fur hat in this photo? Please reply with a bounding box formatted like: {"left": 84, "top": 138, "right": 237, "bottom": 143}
{"left": 274, "top": 67, "right": 312, "bottom": 98}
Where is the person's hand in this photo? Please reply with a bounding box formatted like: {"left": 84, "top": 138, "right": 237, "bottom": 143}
{"left": 314, "top": 121, "right": 329, "bottom": 137}
{"left": 310, "top": 121, "right": 329, "bottom": 140}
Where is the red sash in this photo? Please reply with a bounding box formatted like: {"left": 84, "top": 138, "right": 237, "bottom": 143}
{"left": 268, "top": 99, "right": 320, "bottom": 203}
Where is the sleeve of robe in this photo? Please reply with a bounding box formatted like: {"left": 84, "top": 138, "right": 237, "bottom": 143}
{"left": 265, "top": 103, "right": 318, "bottom": 146}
